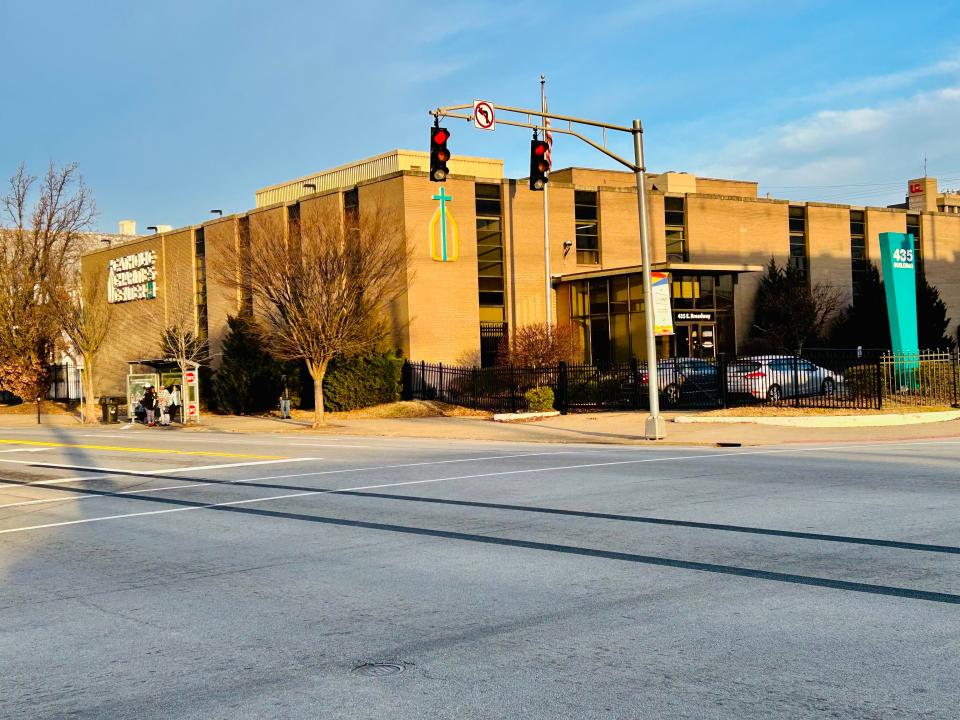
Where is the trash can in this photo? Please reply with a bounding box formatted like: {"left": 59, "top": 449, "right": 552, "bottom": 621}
{"left": 99, "top": 396, "right": 120, "bottom": 424}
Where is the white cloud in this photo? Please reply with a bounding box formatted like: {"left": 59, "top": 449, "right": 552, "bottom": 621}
{"left": 689, "top": 84, "right": 960, "bottom": 205}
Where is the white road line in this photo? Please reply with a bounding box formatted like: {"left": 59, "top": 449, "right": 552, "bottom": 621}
{"left": 0, "top": 457, "right": 320, "bottom": 487}
{"left": 0, "top": 448, "right": 49, "bottom": 453}
{"left": 2, "top": 439, "right": 959, "bottom": 535}
{"left": 0, "top": 451, "right": 590, "bottom": 509}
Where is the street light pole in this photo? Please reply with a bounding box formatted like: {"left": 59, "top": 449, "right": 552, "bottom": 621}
{"left": 632, "top": 120, "right": 665, "bottom": 439}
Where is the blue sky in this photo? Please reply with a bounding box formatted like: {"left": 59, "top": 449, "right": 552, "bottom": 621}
{"left": 2, "top": 0, "right": 959, "bottom": 232}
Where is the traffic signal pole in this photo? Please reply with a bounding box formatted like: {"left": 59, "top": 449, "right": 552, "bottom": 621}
{"left": 429, "top": 102, "right": 666, "bottom": 439}
{"left": 632, "top": 120, "right": 665, "bottom": 439}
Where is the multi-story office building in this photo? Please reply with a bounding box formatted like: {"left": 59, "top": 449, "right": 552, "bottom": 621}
{"left": 82, "top": 150, "right": 960, "bottom": 396}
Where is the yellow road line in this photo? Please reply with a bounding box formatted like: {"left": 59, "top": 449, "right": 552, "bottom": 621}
{"left": 0, "top": 439, "right": 284, "bottom": 460}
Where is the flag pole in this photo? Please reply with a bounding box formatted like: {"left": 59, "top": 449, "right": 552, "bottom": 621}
{"left": 541, "top": 74, "right": 552, "bottom": 330}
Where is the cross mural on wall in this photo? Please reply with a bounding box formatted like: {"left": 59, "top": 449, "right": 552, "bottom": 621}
{"left": 429, "top": 186, "right": 459, "bottom": 262}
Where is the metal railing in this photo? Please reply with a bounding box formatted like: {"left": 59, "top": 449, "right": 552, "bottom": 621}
{"left": 47, "top": 364, "right": 84, "bottom": 402}
{"left": 403, "top": 349, "right": 960, "bottom": 414}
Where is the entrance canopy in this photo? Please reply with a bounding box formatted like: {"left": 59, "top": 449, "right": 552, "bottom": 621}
{"left": 555, "top": 261, "right": 764, "bottom": 284}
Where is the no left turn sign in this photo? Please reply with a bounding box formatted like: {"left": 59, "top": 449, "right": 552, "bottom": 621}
{"left": 473, "top": 100, "right": 495, "bottom": 131}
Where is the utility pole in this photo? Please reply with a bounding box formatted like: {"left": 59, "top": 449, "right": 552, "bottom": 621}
{"left": 428, "top": 100, "right": 667, "bottom": 439}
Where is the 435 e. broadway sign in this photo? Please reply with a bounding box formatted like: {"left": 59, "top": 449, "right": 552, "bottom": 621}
{"left": 108, "top": 250, "right": 158, "bottom": 303}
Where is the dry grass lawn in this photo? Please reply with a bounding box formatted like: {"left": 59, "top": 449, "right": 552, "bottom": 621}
{"left": 287, "top": 400, "right": 491, "bottom": 420}
{"left": 0, "top": 400, "right": 76, "bottom": 416}
{"left": 700, "top": 403, "right": 955, "bottom": 417}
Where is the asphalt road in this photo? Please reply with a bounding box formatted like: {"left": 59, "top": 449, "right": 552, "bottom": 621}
{"left": 0, "top": 425, "right": 958, "bottom": 719}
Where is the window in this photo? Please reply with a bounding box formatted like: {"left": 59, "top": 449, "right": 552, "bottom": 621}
{"left": 574, "top": 190, "right": 600, "bottom": 265}
{"left": 344, "top": 188, "right": 359, "bottom": 243}
{"left": 476, "top": 184, "right": 506, "bottom": 366}
{"left": 850, "top": 210, "right": 868, "bottom": 304}
{"left": 194, "top": 228, "right": 208, "bottom": 341}
{"left": 664, "top": 196, "right": 688, "bottom": 262}
{"left": 907, "top": 213, "right": 923, "bottom": 279}
{"left": 788, "top": 206, "right": 808, "bottom": 281}
{"left": 238, "top": 217, "right": 253, "bottom": 316}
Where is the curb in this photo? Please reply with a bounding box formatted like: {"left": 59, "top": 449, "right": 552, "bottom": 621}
{"left": 493, "top": 411, "right": 561, "bottom": 423}
{"left": 674, "top": 410, "right": 960, "bottom": 427}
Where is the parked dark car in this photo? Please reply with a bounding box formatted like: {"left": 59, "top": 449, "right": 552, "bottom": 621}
{"left": 640, "top": 358, "right": 721, "bottom": 408}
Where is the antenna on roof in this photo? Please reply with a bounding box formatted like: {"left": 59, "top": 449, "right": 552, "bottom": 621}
{"left": 923, "top": 154, "right": 927, "bottom": 177}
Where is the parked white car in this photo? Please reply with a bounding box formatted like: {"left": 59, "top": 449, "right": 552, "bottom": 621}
{"left": 726, "top": 356, "right": 842, "bottom": 402}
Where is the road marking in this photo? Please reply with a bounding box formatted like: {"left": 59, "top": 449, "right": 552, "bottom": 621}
{"left": 0, "top": 448, "right": 49, "bottom": 453}
{"left": 0, "top": 451, "right": 586, "bottom": 508}
{"left": 0, "top": 439, "right": 284, "bottom": 459}
{"left": 0, "top": 458, "right": 320, "bottom": 490}
{"left": 4, "top": 439, "right": 960, "bottom": 536}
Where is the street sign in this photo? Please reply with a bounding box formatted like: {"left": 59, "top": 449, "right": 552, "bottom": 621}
{"left": 473, "top": 100, "right": 495, "bottom": 131}
{"left": 186, "top": 402, "right": 198, "bottom": 417}
{"left": 185, "top": 370, "right": 197, "bottom": 384}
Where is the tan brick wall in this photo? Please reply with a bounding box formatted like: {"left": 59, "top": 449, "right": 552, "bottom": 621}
{"left": 923, "top": 212, "right": 960, "bottom": 338}
{"left": 807, "top": 204, "right": 854, "bottom": 308}
{"left": 865, "top": 208, "right": 906, "bottom": 265}
{"left": 357, "top": 176, "right": 410, "bottom": 355}
{"left": 696, "top": 178, "right": 758, "bottom": 198}
{"left": 202, "top": 217, "right": 242, "bottom": 365}
{"left": 401, "top": 174, "right": 481, "bottom": 364}
{"left": 686, "top": 195, "right": 789, "bottom": 347}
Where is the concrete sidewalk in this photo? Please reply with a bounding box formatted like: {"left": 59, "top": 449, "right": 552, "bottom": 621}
{"left": 7, "top": 410, "right": 960, "bottom": 446}
{"left": 80, "top": 411, "right": 960, "bottom": 446}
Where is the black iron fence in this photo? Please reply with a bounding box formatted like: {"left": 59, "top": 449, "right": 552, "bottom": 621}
{"left": 47, "top": 364, "right": 84, "bottom": 401}
{"left": 402, "top": 349, "right": 960, "bottom": 414}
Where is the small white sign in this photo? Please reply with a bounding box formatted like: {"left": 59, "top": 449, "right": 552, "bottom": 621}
{"left": 473, "top": 100, "right": 496, "bottom": 131}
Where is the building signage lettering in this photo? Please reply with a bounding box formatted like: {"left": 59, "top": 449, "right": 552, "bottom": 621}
{"left": 675, "top": 311, "right": 714, "bottom": 322}
{"left": 108, "top": 250, "right": 158, "bottom": 303}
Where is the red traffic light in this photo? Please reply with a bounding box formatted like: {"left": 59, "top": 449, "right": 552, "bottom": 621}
{"left": 533, "top": 143, "right": 547, "bottom": 156}
{"left": 433, "top": 129, "right": 449, "bottom": 145}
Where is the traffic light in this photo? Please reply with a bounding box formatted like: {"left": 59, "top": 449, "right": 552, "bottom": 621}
{"left": 530, "top": 139, "right": 549, "bottom": 191}
{"left": 430, "top": 126, "right": 450, "bottom": 182}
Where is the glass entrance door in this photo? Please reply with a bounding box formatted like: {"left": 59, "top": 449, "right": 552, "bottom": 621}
{"left": 678, "top": 323, "right": 717, "bottom": 358}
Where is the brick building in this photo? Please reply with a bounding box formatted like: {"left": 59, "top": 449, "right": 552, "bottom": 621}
{"left": 81, "top": 150, "right": 960, "bottom": 396}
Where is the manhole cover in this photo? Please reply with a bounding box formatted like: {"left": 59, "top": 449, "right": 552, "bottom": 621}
{"left": 352, "top": 662, "right": 406, "bottom": 677}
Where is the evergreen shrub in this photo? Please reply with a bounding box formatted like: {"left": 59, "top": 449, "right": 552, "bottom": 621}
{"left": 524, "top": 385, "right": 555, "bottom": 412}
{"left": 323, "top": 351, "right": 403, "bottom": 412}
{"left": 212, "top": 315, "right": 284, "bottom": 414}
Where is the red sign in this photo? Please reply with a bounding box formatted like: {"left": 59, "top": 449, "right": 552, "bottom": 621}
{"left": 185, "top": 371, "right": 197, "bottom": 384}
{"left": 909, "top": 182, "right": 922, "bottom": 194}
{"left": 187, "top": 403, "right": 198, "bottom": 416}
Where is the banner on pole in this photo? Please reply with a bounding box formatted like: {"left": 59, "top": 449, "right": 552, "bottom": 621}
{"left": 651, "top": 272, "right": 674, "bottom": 336}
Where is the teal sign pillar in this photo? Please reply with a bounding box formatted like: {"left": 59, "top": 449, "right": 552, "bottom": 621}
{"left": 878, "top": 231, "right": 919, "bottom": 378}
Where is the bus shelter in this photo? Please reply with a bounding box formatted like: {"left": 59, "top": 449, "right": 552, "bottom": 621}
{"left": 126, "top": 358, "right": 201, "bottom": 423}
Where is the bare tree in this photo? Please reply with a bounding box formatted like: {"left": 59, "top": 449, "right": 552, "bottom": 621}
{"left": 53, "top": 271, "right": 112, "bottom": 422}
{"left": 159, "top": 283, "right": 209, "bottom": 404}
{"left": 0, "top": 162, "right": 95, "bottom": 399}
{"left": 498, "top": 322, "right": 581, "bottom": 367}
{"left": 217, "top": 202, "right": 407, "bottom": 427}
